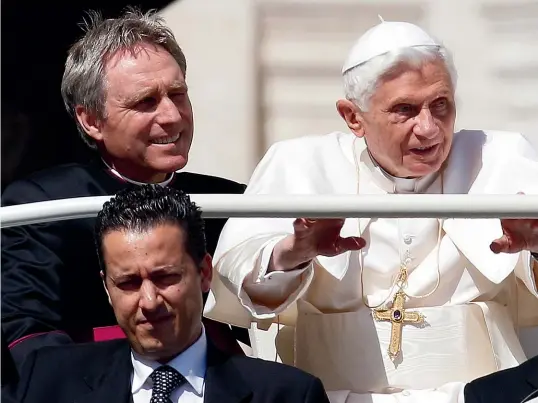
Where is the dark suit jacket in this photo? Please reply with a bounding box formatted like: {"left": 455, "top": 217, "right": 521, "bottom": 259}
{"left": 1, "top": 328, "right": 18, "bottom": 387}
{"left": 464, "top": 355, "right": 538, "bottom": 403}
{"left": 1, "top": 160, "right": 247, "bottom": 365}
{"left": 2, "top": 338, "right": 330, "bottom": 403}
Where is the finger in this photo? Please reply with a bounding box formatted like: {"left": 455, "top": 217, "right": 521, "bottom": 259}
{"left": 301, "top": 218, "right": 345, "bottom": 230}
{"left": 317, "top": 218, "right": 346, "bottom": 229}
{"left": 293, "top": 218, "right": 311, "bottom": 234}
{"left": 336, "top": 236, "right": 366, "bottom": 252}
{"left": 517, "top": 191, "right": 525, "bottom": 195}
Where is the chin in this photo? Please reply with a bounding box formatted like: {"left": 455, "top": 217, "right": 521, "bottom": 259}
{"left": 407, "top": 164, "right": 440, "bottom": 178}
{"left": 154, "top": 156, "right": 189, "bottom": 173}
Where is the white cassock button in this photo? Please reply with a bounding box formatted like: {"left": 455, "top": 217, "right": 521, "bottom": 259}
{"left": 403, "top": 235, "right": 412, "bottom": 245}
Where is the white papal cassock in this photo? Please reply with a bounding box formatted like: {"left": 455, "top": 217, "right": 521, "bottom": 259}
{"left": 205, "top": 129, "right": 538, "bottom": 403}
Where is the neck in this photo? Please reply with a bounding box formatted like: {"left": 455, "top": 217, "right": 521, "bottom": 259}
{"left": 154, "top": 326, "right": 203, "bottom": 365}
{"left": 102, "top": 155, "right": 169, "bottom": 184}
{"left": 367, "top": 149, "right": 422, "bottom": 180}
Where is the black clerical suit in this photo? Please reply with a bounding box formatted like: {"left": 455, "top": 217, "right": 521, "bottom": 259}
{"left": 464, "top": 355, "right": 538, "bottom": 403}
{"left": 1, "top": 160, "right": 246, "bottom": 365}
{"left": 2, "top": 338, "right": 329, "bottom": 403}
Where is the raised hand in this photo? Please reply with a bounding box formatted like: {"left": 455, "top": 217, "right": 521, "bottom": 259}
{"left": 490, "top": 218, "right": 538, "bottom": 254}
{"left": 490, "top": 192, "right": 538, "bottom": 255}
{"left": 271, "top": 218, "right": 366, "bottom": 272}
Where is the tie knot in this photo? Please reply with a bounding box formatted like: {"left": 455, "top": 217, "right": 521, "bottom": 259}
{"left": 150, "top": 365, "right": 185, "bottom": 402}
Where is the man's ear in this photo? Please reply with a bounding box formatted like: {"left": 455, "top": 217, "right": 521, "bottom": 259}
{"left": 75, "top": 105, "right": 104, "bottom": 142}
{"left": 336, "top": 99, "right": 365, "bottom": 138}
{"left": 100, "top": 271, "right": 112, "bottom": 306}
{"left": 200, "top": 254, "right": 213, "bottom": 294}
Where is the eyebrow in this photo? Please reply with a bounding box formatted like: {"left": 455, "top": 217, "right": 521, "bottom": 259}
{"left": 109, "top": 273, "right": 138, "bottom": 284}
{"left": 109, "top": 265, "right": 182, "bottom": 282}
{"left": 122, "top": 81, "right": 188, "bottom": 105}
{"left": 386, "top": 92, "right": 452, "bottom": 107}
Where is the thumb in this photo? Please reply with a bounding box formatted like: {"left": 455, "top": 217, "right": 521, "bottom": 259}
{"left": 337, "top": 236, "right": 366, "bottom": 252}
{"left": 490, "top": 234, "right": 510, "bottom": 254}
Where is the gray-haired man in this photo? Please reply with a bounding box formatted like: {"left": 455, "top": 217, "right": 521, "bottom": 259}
{"left": 209, "top": 20, "right": 538, "bottom": 403}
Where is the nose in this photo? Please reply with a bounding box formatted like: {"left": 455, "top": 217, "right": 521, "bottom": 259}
{"left": 413, "top": 107, "right": 439, "bottom": 139}
{"left": 139, "top": 279, "right": 161, "bottom": 312}
{"left": 155, "top": 96, "right": 181, "bottom": 126}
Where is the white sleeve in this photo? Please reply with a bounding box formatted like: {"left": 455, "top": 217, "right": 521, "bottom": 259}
{"left": 240, "top": 237, "right": 314, "bottom": 318}
{"left": 210, "top": 136, "right": 344, "bottom": 325}
{"left": 515, "top": 251, "right": 538, "bottom": 298}
{"left": 329, "top": 382, "right": 466, "bottom": 403}
{"left": 215, "top": 234, "right": 314, "bottom": 319}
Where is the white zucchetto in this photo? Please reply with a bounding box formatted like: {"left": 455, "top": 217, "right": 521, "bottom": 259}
{"left": 342, "top": 20, "right": 440, "bottom": 74}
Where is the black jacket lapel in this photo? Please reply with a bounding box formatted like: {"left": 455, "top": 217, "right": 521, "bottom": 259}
{"left": 204, "top": 341, "right": 252, "bottom": 403}
{"left": 76, "top": 340, "right": 132, "bottom": 403}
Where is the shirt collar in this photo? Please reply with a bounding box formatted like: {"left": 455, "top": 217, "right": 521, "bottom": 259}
{"left": 360, "top": 146, "right": 439, "bottom": 194}
{"left": 101, "top": 158, "right": 175, "bottom": 187}
{"left": 131, "top": 327, "right": 207, "bottom": 396}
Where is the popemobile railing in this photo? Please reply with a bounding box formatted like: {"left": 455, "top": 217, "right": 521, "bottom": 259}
{"left": 2, "top": 194, "right": 538, "bottom": 227}
{"left": 2, "top": 194, "right": 538, "bottom": 362}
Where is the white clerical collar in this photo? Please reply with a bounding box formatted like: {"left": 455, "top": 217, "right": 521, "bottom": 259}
{"left": 362, "top": 147, "right": 439, "bottom": 194}
{"left": 102, "top": 158, "right": 175, "bottom": 187}
{"left": 131, "top": 327, "right": 207, "bottom": 396}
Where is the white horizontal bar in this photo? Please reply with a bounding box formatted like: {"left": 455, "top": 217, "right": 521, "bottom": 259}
{"left": 1, "top": 194, "right": 538, "bottom": 228}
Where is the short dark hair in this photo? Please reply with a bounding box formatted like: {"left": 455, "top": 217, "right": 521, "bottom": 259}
{"left": 95, "top": 185, "right": 206, "bottom": 272}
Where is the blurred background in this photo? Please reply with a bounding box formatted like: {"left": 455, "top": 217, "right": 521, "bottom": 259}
{"left": 2, "top": 0, "right": 538, "bottom": 187}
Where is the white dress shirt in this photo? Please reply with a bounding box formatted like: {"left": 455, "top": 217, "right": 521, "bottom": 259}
{"left": 131, "top": 328, "right": 207, "bottom": 403}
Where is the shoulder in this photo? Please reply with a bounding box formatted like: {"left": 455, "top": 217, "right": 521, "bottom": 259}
{"left": 34, "top": 339, "right": 126, "bottom": 363}
{"left": 251, "top": 132, "right": 354, "bottom": 178}
{"left": 453, "top": 129, "right": 538, "bottom": 160}
{"left": 448, "top": 129, "right": 538, "bottom": 193}
{"left": 228, "top": 355, "right": 322, "bottom": 389}
{"left": 9, "top": 340, "right": 129, "bottom": 401}
{"left": 264, "top": 132, "right": 354, "bottom": 159}
{"left": 174, "top": 172, "right": 246, "bottom": 194}
{"left": 18, "top": 340, "right": 127, "bottom": 383}
{"left": 2, "top": 163, "right": 96, "bottom": 204}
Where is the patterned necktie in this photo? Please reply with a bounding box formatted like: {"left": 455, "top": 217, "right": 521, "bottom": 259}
{"left": 150, "top": 365, "right": 185, "bottom": 403}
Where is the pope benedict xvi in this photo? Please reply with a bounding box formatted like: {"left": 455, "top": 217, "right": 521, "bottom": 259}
{"left": 206, "top": 20, "right": 538, "bottom": 403}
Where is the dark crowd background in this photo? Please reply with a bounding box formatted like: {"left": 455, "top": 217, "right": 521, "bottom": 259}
{"left": 1, "top": 0, "right": 175, "bottom": 386}
{"left": 1, "top": 1, "right": 175, "bottom": 192}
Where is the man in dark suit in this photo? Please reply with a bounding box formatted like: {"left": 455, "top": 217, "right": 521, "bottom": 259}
{"left": 3, "top": 186, "right": 330, "bottom": 403}
{"left": 1, "top": 7, "right": 247, "bottom": 367}
{"left": 464, "top": 355, "right": 538, "bottom": 403}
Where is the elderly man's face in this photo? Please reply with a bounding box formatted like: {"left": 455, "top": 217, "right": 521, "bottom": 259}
{"left": 78, "top": 43, "right": 194, "bottom": 183}
{"left": 101, "top": 223, "right": 212, "bottom": 362}
{"left": 342, "top": 59, "right": 456, "bottom": 178}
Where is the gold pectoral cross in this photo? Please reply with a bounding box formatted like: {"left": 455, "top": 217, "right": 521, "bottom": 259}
{"left": 372, "top": 290, "right": 424, "bottom": 359}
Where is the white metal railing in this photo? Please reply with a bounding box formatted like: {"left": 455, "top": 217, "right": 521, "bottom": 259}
{"left": 1, "top": 194, "right": 538, "bottom": 228}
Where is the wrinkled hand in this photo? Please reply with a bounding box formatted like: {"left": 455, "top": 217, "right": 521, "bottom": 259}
{"left": 271, "top": 218, "right": 366, "bottom": 271}
{"left": 490, "top": 218, "right": 538, "bottom": 254}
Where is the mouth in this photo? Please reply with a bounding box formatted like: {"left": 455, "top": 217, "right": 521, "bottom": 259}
{"left": 150, "top": 133, "right": 180, "bottom": 145}
{"left": 139, "top": 314, "right": 173, "bottom": 326}
{"left": 409, "top": 143, "right": 440, "bottom": 156}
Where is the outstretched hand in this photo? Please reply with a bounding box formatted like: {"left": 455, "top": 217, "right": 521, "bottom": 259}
{"left": 271, "top": 218, "right": 366, "bottom": 271}
{"left": 490, "top": 218, "right": 538, "bottom": 254}
{"left": 490, "top": 193, "right": 538, "bottom": 254}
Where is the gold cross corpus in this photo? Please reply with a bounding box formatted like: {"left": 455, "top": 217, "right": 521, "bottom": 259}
{"left": 372, "top": 290, "right": 424, "bottom": 360}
